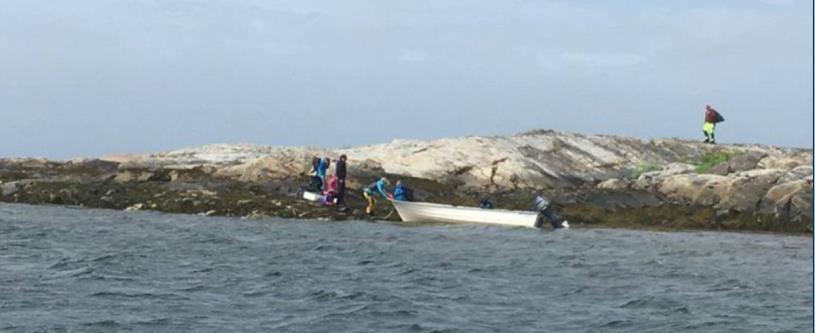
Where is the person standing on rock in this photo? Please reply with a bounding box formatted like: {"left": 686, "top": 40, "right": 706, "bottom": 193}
{"left": 363, "top": 177, "right": 391, "bottom": 217}
{"left": 316, "top": 157, "right": 331, "bottom": 189}
{"left": 335, "top": 155, "right": 348, "bottom": 205}
{"left": 703, "top": 105, "right": 724, "bottom": 144}
{"left": 533, "top": 195, "right": 569, "bottom": 229}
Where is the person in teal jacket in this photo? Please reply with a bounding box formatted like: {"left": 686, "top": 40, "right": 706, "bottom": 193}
{"left": 363, "top": 177, "right": 391, "bottom": 216}
{"left": 316, "top": 157, "right": 330, "bottom": 188}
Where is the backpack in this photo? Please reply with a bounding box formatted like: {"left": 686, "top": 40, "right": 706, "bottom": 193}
{"left": 713, "top": 111, "right": 725, "bottom": 123}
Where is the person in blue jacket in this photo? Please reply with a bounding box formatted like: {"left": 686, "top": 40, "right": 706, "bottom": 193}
{"left": 393, "top": 180, "right": 411, "bottom": 201}
{"left": 480, "top": 197, "right": 494, "bottom": 209}
{"left": 363, "top": 177, "right": 391, "bottom": 217}
{"left": 316, "top": 157, "right": 331, "bottom": 189}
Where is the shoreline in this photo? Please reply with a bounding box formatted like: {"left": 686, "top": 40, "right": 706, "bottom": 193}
{"left": 1, "top": 201, "right": 810, "bottom": 237}
{"left": 1, "top": 130, "right": 811, "bottom": 234}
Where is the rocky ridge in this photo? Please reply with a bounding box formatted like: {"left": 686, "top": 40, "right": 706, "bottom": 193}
{"left": 1, "top": 130, "right": 811, "bottom": 232}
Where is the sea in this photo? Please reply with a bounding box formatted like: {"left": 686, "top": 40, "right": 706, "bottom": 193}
{"left": 0, "top": 203, "right": 811, "bottom": 332}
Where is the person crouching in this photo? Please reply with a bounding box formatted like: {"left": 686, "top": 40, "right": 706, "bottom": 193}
{"left": 362, "top": 177, "right": 391, "bottom": 217}
{"left": 533, "top": 195, "right": 569, "bottom": 229}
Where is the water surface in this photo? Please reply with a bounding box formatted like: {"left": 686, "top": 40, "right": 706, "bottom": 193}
{"left": 0, "top": 204, "right": 811, "bottom": 332}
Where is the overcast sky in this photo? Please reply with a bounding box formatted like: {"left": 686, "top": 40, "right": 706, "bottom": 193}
{"left": 0, "top": 0, "right": 811, "bottom": 158}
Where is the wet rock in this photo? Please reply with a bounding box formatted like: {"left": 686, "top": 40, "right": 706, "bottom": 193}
{"left": 245, "top": 210, "right": 269, "bottom": 219}
{"left": 760, "top": 179, "right": 809, "bottom": 214}
{"left": 64, "top": 158, "right": 120, "bottom": 174}
{"left": 597, "top": 178, "right": 629, "bottom": 191}
{"left": 48, "top": 193, "right": 63, "bottom": 204}
{"left": 114, "top": 170, "right": 154, "bottom": 183}
{"left": 790, "top": 190, "right": 813, "bottom": 221}
{"left": 125, "top": 203, "right": 145, "bottom": 211}
{"left": 583, "top": 191, "right": 662, "bottom": 210}
{"left": 1, "top": 182, "right": 20, "bottom": 196}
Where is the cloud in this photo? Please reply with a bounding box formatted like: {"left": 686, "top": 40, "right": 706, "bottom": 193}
{"left": 559, "top": 52, "right": 645, "bottom": 67}
{"left": 397, "top": 50, "right": 427, "bottom": 63}
{"left": 759, "top": 0, "right": 796, "bottom": 5}
{"left": 250, "top": 19, "right": 266, "bottom": 33}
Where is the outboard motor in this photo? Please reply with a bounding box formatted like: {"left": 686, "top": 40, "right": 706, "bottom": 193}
{"left": 533, "top": 195, "right": 568, "bottom": 229}
{"left": 533, "top": 195, "right": 549, "bottom": 212}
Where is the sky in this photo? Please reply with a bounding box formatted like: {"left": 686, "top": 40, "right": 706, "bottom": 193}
{"left": 0, "top": 0, "right": 812, "bottom": 158}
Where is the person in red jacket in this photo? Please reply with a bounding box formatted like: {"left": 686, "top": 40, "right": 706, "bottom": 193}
{"left": 703, "top": 105, "right": 723, "bottom": 144}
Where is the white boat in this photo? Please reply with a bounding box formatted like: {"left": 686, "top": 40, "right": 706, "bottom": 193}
{"left": 390, "top": 200, "right": 539, "bottom": 228}
{"left": 301, "top": 191, "right": 323, "bottom": 202}
{"left": 301, "top": 191, "right": 337, "bottom": 204}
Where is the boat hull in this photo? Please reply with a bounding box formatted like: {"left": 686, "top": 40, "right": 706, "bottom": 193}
{"left": 391, "top": 200, "right": 538, "bottom": 228}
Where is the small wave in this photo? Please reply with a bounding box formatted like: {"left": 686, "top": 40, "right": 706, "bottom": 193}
{"left": 91, "top": 254, "right": 116, "bottom": 262}
{"left": 560, "top": 286, "right": 587, "bottom": 296}
{"left": 568, "top": 262, "right": 588, "bottom": 269}
{"left": 618, "top": 295, "right": 685, "bottom": 310}
{"left": 242, "top": 290, "right": 271, "bottom": 298}
{"left": 90, "top": 290, "right": 190, "bottom": 300}
{"left": 706, "top": 278, "right": 753, "bottom": 292}
{"left": 179, "top": 285, "right": 207, "bottom": 292}
{"left": 135, "top": 317, "right": 171, "bottom": 326}
{"left": 49, "top": 267, "right": 95, "bottom": 279}
{"left": 337, "top": 291, "right": 367, "bottom": 300}
{"left": 78, "top": 273, "right": 135, "bottom": 282}
{"left": 49, "top": 257, "right": 83, "bottom": 270}
{"left": 191, "top": 267, "right": 214, "bottom": 273}
{"left": 307, "top": 289, "right": 339, "bottom": 301}
{"left": 81, "top": 319, "right": 120, "bottom": 328}
{"left": 671, "top": 306, "right": 691, "bottom": 314}
{"left": 435, "top": 262, "right": 453, "bottom": 268}
{"left": 264, "top": 271, "right": 282, "bottom": 277}
{"left": 369, "top": 309, "right": 419, "bottom": 318}
{"left": 682, "top": 320, "right": 730, "bottom": 329}
{"left": 600, "top": 319, "right": 633, "bottom": 328}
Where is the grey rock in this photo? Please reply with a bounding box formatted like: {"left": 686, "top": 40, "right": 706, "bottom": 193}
{"left": 707, "top": 162, "right": 731, "bottom": 175}
{"left": 727, "top": 151, "right": 765, "bottom": 172}
{"left": 125, "top": 203, "right": 145, "bottom": 211}
{"left": 778, "top": 166, "right": 813, "bottom": 184}
{"left": 720, "top": 170, "right": 784, "bottom": 212}
{"left": 597, "top": 178, "right": 629, "bottom": 191}
{"left": 1, "top": 182, "right": 19, "bottom": 196}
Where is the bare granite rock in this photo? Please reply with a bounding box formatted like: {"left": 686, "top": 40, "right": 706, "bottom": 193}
{"left": 0, "top": 129, "right": 809, "bottom": 232}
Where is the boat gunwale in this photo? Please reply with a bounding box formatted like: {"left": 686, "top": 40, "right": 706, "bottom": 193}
{"left": 390, "top": 200, "right": 538, "bottom": 216}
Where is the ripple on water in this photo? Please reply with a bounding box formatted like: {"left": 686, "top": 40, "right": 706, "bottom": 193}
{"left": 0, "top": 204, "right": 811, "bottom": 332}
{"left": 90, "top": 290, "right": 191, "bottom": 301}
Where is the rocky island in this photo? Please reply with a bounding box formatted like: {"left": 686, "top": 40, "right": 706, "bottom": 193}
{"left": 1, "top": 129, "right": 811, "bottom": 233}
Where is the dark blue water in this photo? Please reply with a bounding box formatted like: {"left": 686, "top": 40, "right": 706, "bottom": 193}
{"left": 0, "top": 204, "right": 811, "bottom": 332}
